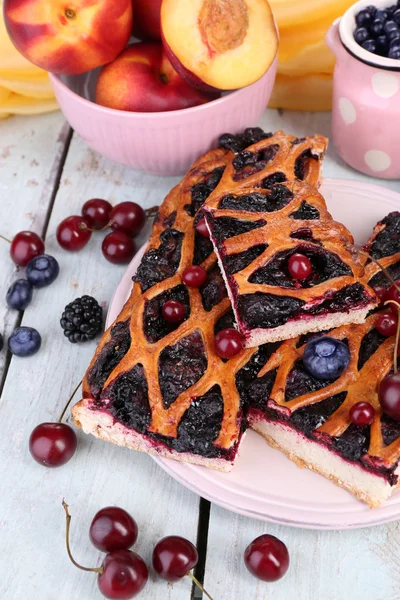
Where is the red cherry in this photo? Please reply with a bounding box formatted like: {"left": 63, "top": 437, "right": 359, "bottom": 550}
{"left": 376, "top": 312, "right": 398, "bottom": 337}
{"left": 350, "top": 402, "right": 375, "bottom": 426}
{"left": 195, "top": 218, "right": 210, "bottom": 238}
{"left": 110, "top": 202, "right": 146, "bottom": 237}
{"left": 102, "top": 232, "right": 136, "bottom": 265}
{"left": 182, "top": 265, "right": 207, "bottom": 288}
{"left": 90, "top": 507, "right": 138, "bottom": 553}
{"left": 215, "top": 328, "right": 243, "bottom": 359}
{"left": 82, "top": 199, "right": 112, "bottom": 230}
{"left": 244, "top": 534, "right": 289, "bottom": 582}
{"left": 56, "top": 216, "right": 91, "bottom": 251}
{"left": 384, "top": 282, "right": 400, "bottom": 314}
{"left": 162, "top": 300, "right": 186, "bottom": 323}
{"left": 10, "top": 231, "right": 44, "bottom": 267}
{"left": 374, "top": 285, "right": 388, "bottom": 304}
{"left": 288, "top": 253, "right": 312, "bottom": 280}
{"left": 152, "top": 536, "right": 198, "bottom": 582}
{"left": 379, "top": 373, "right": 400, "bottom": 422}
{"left": 29, "top": 423, "right": 77, "bottom": 467}
{"left": 98, "top": 550, "right": 148, "bottom": 599}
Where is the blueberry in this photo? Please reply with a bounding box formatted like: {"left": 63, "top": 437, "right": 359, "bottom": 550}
{"left": 6, "top": 279, "right": 33, "bottom": 311}
{"left": 376, "top": 8, "right": 389, "bottom": 20}
{"left": 356, "top": 8, "right": 374, "bottom": 27}
{"left": 8, "top": 326, "right": 41, "bottom": 357}
{"left": 394, "top": 8, "right": 400, "bottom": 23}
{"left": 371, "top": 19, "right": 384, "bottom": 35}
{"left": 26, "top": 254, "right": 59, "bottom": 288}
{"left": 388, "top": 28, "right": 400, "bottom": 41}
{"left": 384, "top": 20, "right": 398, "bottom": 34}
{"left": 303, "top": 336, "right": 351, "bottom": 381}
{"left": 366, "top": 5, "right": 377, "bottom": 17}
{"left": 389, "top": 45, "right": 400, "bottom": 57}
{"left": 376, "top": 34, "right": 390, "bottom": 54}
{"left": 354, "top": 27, "right": 370, "bottom": 43}
{"left": 361, "top": 38, "right": 377, "bottom": 52}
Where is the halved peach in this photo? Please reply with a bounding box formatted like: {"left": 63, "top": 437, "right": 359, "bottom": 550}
{"left": 161, "top": 0, "right": 278, "bottom": 91}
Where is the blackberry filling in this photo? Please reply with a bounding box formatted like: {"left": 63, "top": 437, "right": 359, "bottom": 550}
{"left": 285, "top": 356, "right": 342, "bottom": 402}
{"left": 218, "top": 185, "right": 293, "bottom": 213}
{"left": 333, "top": 424, "right": 370, "bottom": 462}
{"left": 135, "top": 229, "right": 184, "bottom": 292}
{"left": 289, "top": 393, "right": 346, "bottom": 438}
{"left": 358, "top": 328, "right": 387, "bottom": 370}
{"left": 199, "top": 263, "right": 227, "bottom": 312}
{"left": 232, "top": 145, "right": 280, "bottom": 181}
{"left": 218, "top": 128, "right": 272, "bottom": 154}
{"left": 294, "top": 149, "right": 316, "bottom": 180}
{"left": 87, "top": 320, "right": 131, "bottom": 399}
{"left": 214, "top": 309, "right": 236, "bottom": 334}
{"left": 238, "top": 284, "right": 370, "bottom": 330}
{"left": 156, "top": 211, "right": 176, "bottom": 228}
{"left": 223, "top": 245, "right": 267, "bottom": 275}
{"left": 381, "top": 413, "right": 400, "bottom": 446}
{"left": 106, "top": 365, "right": 151, "bottom": 433}
{"left": 369, "top": 212, "right": 400, "bottom": 259}
{"left": 290, "top": 201, "right": 320, "bottom": 220}
{"left": 184, "top": 166, "right": 225, "bottom": 216}
{"left": 369, "top": 260, "right": 400, "bottom": 289}
{"left": 256, "top": 172, "right": 287, "bottom": 189}
{"left": 158, "top": 331, "right": 207, "bottom": 408}
{"left": 211, "top": 217, "right": 266, "bottom": 244}
{"left": 290, "top": 228, "right": 319, "bottom": 243}
{"left": 249, "top": 245, "right": 352, "bottom": 289}
{"left": 193, "top": 212, "right": 214, "bottom": 265}
{"left": 143, "top": 285, "right": 190, "bottom": 344}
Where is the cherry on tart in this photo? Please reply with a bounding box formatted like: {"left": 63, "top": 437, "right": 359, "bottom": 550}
{"left": 152, "top": 536, "right": 214, "bottom": 599}
{"left": 350, "top": 402, "right": 375, "bottom": 426}
{"left": 385, "top": 282, "right": 400, "bottom": 314}
{"left": 56, "top": 216, "right": 92, "bottom": 251}
{"left": 374, "top": 285, "right": 388, "bottom": 304}
{"left": 379, "top": 373, "right": 400, "bottom": 422}
{"left": 90, "top": 507, "right": 138, "bottom": 552}
{"left": 244, "top": 534, "right": 289, "bottom": 582}
{"left": 195, "top": 217, "right": 210, "bottom": 238}
{"left": 181, "top": 265, "right": 207, "bottom": 287}
{"left": 162, "top": 299, "right": 185, "bottom": 323}
{"left": 63, "top": 502, "right": 148, "bottom": 600}
{"left": 82, "top": 199, "right": 113, "bottom": 230}
{"left": 110, "top": 202, "right": 146, "bottom": 237}
{"left": 215, "top": 328, "right": 243, "bottom": 359}
{"left": 288, "top": 252, "right": 312, "bottom": 280}
{"left": 9, "top": 231, "right": 44, "bottom": 267}
{"left": 376, "top": 312, "right": 398, "bottom": 337}
{"left": 29, "top": 423, "right": 77, "bottom": 467}
{"left": 102, "top": 232, "right": 136, "bottom": 265}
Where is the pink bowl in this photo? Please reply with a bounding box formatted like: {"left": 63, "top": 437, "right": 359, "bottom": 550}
{"left": 49, "top": 59, "right": 277, "bottom": 176}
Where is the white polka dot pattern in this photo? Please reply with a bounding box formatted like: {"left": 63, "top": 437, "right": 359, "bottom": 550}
{"left": 364, "top": 150, "right": 392, "bottom": 172}
{"left": 338, "top": 97, "right": 356, "bottom": 124}
{"left": 371, "top": 72, "right": 399, "bottom": 99}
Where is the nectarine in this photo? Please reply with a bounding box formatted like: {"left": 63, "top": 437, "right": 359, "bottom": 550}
{"left": 161, "top": 0, "right": 278, "bottom": 91}
{"left": 132, "top": 0, "right": 162, "bottom": 40}
{"left": 3, "top": 0, "right": 133, "bottom": 75}
{"left": 95, "top": 43, "right": 219, "bottom": 112}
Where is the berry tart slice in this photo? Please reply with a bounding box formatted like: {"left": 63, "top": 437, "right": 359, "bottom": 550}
{"left": 248, "top": 211, "right": 400, "bottom": 507}
{"left": 203, "top": 134, "right": 377, "bottom": 346}
{"left": 73, "top": 130, "right": 327, "bottom": 471}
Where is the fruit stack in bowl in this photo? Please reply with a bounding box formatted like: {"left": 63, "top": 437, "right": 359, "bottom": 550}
{"left": 3, "top": 0, "right": 279, "bottom": 174}
{"left": 71, "top": 126, "right": 400, "bottom": 508}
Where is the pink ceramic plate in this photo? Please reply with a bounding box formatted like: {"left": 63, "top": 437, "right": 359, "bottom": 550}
{"left": 107, "top": 179, "right": 400, "bottom": 530}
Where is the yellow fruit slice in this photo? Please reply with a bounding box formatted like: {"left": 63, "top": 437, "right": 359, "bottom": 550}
{"left": 269, "top": 0, "right": 354, "bottom": 29}
{"left": 269, "top": 73, "right": 332, "bottom": 111}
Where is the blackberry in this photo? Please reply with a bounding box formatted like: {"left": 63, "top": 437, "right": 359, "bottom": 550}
{"left": 61, "top": 295, "right": 103, "bottom": 343}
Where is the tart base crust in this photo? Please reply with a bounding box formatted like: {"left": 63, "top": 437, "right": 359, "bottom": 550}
{"left": 73, "top": 400, "right": 237, "bottom": 472}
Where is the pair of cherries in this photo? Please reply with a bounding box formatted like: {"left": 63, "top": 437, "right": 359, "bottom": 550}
{"left": 65, "top": 503, "right": 213, "bottom": 599}
{"left": 56, "top": 199, "right": 147, "bottom": 264}
{"left": 64, "top": 502, "right": 289, "bottom": 599}
{"left": 162, "top": 260, "right": 244, "bottom": 360}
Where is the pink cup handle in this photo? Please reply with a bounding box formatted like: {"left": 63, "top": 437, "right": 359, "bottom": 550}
{"left": 326, "top": 19, "right": 347, "bottom": 60}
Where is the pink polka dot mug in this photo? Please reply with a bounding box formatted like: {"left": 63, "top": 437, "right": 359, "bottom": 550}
{"left": 327, "top": 0, "right": 400, "bottom": 179}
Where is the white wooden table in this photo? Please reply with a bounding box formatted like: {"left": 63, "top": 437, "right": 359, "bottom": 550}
{"left": 1, "top": 109, "right": 400, "bottom": 600}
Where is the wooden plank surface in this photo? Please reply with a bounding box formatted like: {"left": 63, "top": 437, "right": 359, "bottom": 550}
{"left": 1, "top": 108, "right": 400, "bottom": 600}
{"left": 0, "top": 112, "right": 69, "bottom": 385}
{"left": 0, "top": 122, "right": 198, "bottom": 600}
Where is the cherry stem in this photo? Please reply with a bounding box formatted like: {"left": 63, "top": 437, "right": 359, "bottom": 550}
{"left": 384, "top": 300, "right": 400, "bottom": 375}
{"left": 58, "top": 380, "right": 82, "bottom": 424}
{"left": 186, "top": 572, "right": 215, "bottom": 600}
{"left": 62, "top": 500, "right": 103, "bottom": 574}
{"left": 0, "top": 234, "right": 12, "bottom": 244}
{"left": 359, "top": 250, "right": 400, "bottom": 293}
{"left": 145, "top": 205, "right": 159, "bottom": 219}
